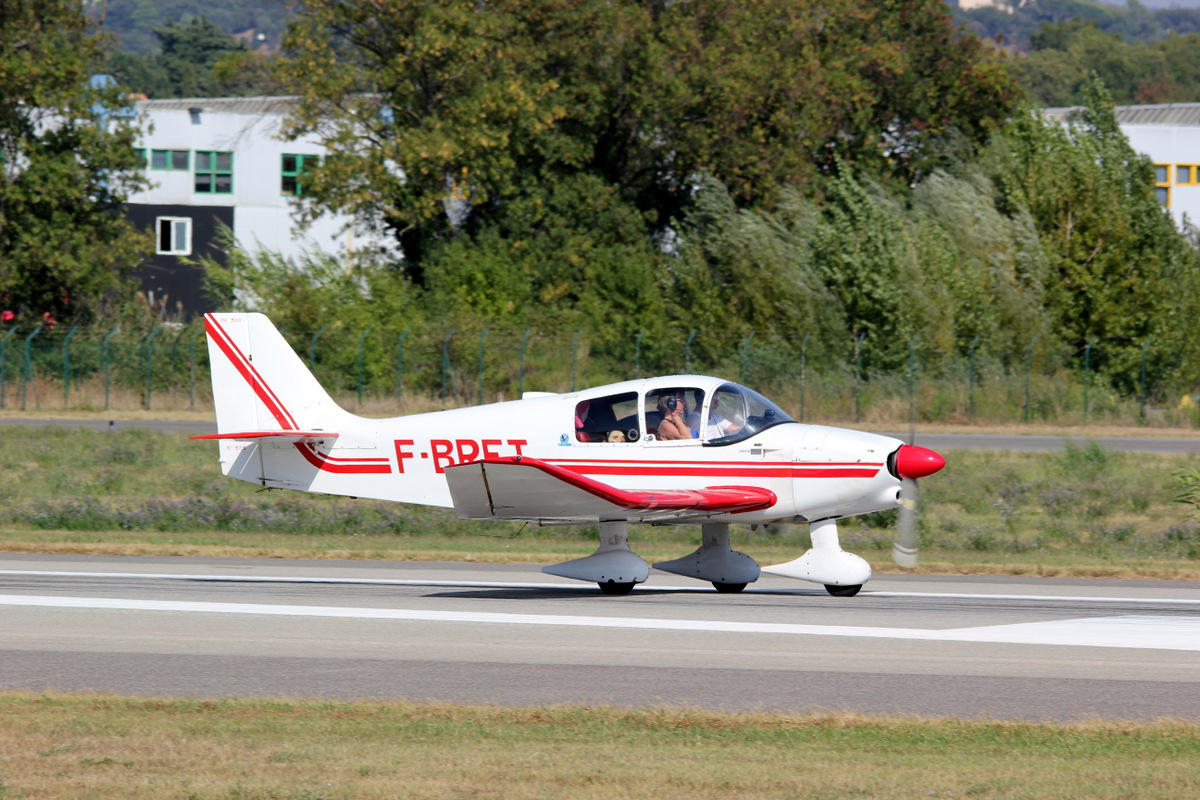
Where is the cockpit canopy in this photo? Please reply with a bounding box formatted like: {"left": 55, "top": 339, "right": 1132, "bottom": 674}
{"left": 573, "top": 381, "right": 794, "bottom": 445}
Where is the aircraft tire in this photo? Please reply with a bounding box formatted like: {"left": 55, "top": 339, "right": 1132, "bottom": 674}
{"left": 598, "top": 581, "right": 636, "bottom": 596}
{"left": 712, "top": 582, "right": 747, "bottom": 593}
{"left": 824, "top": 584, "right": 862, "bottom": 597}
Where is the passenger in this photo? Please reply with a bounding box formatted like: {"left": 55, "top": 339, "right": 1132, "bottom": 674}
{"left": 655, "top": 389, "right": 692, "bottom": 440}
{"left": 700, "top": 392, "right": 742, "bottom": 439}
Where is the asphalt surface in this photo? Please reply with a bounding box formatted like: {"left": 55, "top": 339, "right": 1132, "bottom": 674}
{"left": 3, "top": 554, "right": 1198, "bottom": 721}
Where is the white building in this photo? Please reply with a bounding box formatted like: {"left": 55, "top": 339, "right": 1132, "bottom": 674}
{"left": 127, "top": 96, "right": 383, "bottom": 318}
{"left": 1045, "top": 103, "right": 1200, "bottom": 228}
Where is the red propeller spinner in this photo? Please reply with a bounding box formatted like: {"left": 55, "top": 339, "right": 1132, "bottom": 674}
{"left": 892, "top": 444, "right": 946, "bottom": 480}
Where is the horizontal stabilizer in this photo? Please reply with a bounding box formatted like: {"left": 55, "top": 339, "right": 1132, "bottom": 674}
{"left": 445, "top": 456, "right": 776, "bottom": 523}
{"left": 190, "top": 430, "right": 339, "bottom": 443}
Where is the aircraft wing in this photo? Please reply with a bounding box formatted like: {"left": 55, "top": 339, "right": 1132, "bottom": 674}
{"left": 445, "top": 456, "right": 777, "bottom": 523}
{"left": 190, "top": 430, "right": 338, "bottom": 443}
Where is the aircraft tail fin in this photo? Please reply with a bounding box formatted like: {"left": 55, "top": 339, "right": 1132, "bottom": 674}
{"left": 203, "top": 312, "right": 351, "bottom": 437}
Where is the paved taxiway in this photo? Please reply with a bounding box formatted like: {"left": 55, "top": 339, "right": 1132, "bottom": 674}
{"left": 2, "top": 554, "right": 1198, "bottom": 721}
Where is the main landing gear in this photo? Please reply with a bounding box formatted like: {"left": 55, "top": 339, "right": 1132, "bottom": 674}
{"left": 542, "top": 520, "right": 650, "bottom": 594}
{"left": 543, "top": 518, "right": 870, "bottom": 597}
{"left": 653, "top": 522, "right": 760, "bottom": 593}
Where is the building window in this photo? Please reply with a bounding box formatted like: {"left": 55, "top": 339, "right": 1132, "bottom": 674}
{"left": 151, "top": 149, "right": 189, "bottom": 171}
{"left": 281, "top": 154, "right": 319, "bottom": 196}
{"left": 1178, "top": 165, "right": 1199, "bottom": 186}
{"left": 1155, "top": 164, "right": 1170, "bottom": 207}
{"left": 133, "top": 148, "right": 146, "bottom": 167}
{"left": 156, "top": 216, "right": 192, "bottom": 255}
{"left": 195, "top": 151, "right": 233, "bottom": 193}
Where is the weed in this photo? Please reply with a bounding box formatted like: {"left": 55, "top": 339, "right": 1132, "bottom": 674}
{"left": 1055, "top": 439, "right": 1117, "bottom": 481}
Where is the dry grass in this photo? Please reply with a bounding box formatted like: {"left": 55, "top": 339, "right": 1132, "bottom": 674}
{"left": 1, "top": 693, "right": 1198, "bottom": 800}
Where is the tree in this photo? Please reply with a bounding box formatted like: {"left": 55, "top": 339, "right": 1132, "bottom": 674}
{"left": 104, "top": 16, "right": 277, "bottom": 99}
{"left": 998, "top": 78, "right": 1200, "bottom": 389}
{"left": 0, "top": 0, "right": 151, "bottom": 326}
{"left": 276, "top": 0, "right": 1016, "bottom": 292}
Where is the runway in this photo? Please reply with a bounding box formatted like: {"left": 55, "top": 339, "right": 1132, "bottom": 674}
{"left": 2, "top": 554, "right": 1198, "bottom": 721}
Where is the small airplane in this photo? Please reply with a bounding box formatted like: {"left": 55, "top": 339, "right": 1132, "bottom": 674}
{"left": 194, "top": 313, "right": 945, "bottom": 596}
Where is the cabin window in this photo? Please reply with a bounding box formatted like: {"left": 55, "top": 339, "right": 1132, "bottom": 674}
{"left": 645, "top": 387, "right": 705, "bottom": 441}
{"left": 574, "top": 392, "right": 640, "bottom": 443}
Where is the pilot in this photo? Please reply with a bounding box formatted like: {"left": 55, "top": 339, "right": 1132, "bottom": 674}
{"left": 655, "top": 389, "right": 693, "bottom": 440}
{"left": 695, "top": 392, "right": 741, "bottom": 439}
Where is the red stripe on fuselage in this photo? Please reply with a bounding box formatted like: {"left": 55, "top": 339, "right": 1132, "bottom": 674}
{"left": 544, "top": 459, "right": 882, "bottom": 480}
{"left": 294, "top": 443, "right": 392, "bottom": 474}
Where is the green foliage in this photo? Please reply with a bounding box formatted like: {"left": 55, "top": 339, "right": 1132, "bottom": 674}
{"left": 1172, "top": 467, "right": 1200, "bottom": 521}
{"left": 998, "top": 80, "right": 1200, "bottom": 392}
{"left": 1012, "top": 19, "right": 1200, "bottom": 106}
{"left": 199, "top": 227, "right": 424, "bottom": 392}
{"left": 0, "top": 1, "right": 152, "bottom": 327}
{"left": 88, "top": 0, "right": 291, "bottom": 55}
{"left": 957, "top": 0, "right": 1188, "bottom": 53}
{"left": 104, "top": 17, "right": 277, "bottom": 99}
{"left": 274, "top": 0, "right": 1017, "bottom": 279}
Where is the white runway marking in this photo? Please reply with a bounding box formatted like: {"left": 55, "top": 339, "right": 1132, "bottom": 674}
{"left": 4, "top": 570, "right": 1200, "bottom": 606}
{"left": 2, "top": 594, "right": 1197, "bottom": 652}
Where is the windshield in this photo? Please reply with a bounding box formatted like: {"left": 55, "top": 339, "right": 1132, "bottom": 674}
{"left": 701, "top": 383, "right": 795, "bottom": 445}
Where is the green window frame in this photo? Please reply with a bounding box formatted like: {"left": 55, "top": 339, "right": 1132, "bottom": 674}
{"left": 195, "top": 150, "right": 233, "bottom": 194}
{"left": 151, "top": 149, "right": 189, "bottom": 171}
{"left": 281, "top": 153, "right": 319, "bottom": 196}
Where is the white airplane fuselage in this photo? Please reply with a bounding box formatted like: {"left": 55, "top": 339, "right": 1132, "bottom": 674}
{"left": 213, "top": 381, "right": 906, "bottom": 526}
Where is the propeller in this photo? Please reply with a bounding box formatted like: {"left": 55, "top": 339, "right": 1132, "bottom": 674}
{"left": 889, "top": 444, "right": 945, "bottom": 569}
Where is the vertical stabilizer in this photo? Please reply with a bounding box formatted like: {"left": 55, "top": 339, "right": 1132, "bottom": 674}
{"left": 205, "top": 312, "right": 350, "bottom": 435}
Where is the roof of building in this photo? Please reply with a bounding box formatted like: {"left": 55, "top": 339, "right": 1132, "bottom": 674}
{"left": 1043, "top": 103, "right": 1200, "bottom": 126}
{"left": 134, "top": 96, "right": 302, "bottom": 115}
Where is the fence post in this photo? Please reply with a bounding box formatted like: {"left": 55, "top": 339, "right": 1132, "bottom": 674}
{"left": 518, "top": 327, "right": 531, "bottom": 397}
{"left": 357, "top": 326, "right": 373, "bottom": 407}
{"left": 1024, "top": 335, "right": 1038, "bottom": 424}
{"left": 800, "top": 332, "right": 811, "bottom": 423}
{"left": 396, "top": 326, "right": 412, "bottom": 403}
{"left": 442, "top": 326, "right": 457, "bottom": 403}
{"left": 63, "top": 326, "right": 79, "bottom": 408}
{"left": 0, "top": 326, "right": 18, "bottom": 409}
{"left": 967, "top": 334, "right": 979, "bottom": 423}
{"left": 1083, "top": 337, "right": 1094, "bottom": 422}
{"left": 740, "top": 331, "right": 755, "bottom": 385}
{"left": 685, "top": 329, "right": 697, "bottom": 374}
{"left": 189, "top": 325, "right": 204, "bottom": 410}
{"left": 571, "top": 328, "right": 583, "bottom": 391}
{"left": 22, "top": 325, "right": 43, "bottom": 411}
{"left": 144, "top": 326, "right": 161, "bottom": 410}
{"left": 477, "top": 326, "right": 490, "bottom": 405}
{"left": 854, "top": 332, "right": 865, "bottom": 424}
{"left": 309, "top": 326, "right": 327, "bottom": 372}
{"left": 634, "top": 330, "right": 645, "bottom": 379}
{"left": 908, "top": 334, "right": 918, "bottom": 430}
{"left": 1140, "top": 337, "right": 1151, "bottom": 423}
{"left": 102, "top": 326, "right": 119, "bottom": 411}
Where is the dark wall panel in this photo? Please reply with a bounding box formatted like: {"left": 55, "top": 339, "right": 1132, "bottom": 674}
{"left": 124, "top": 204, "right": 235, "bottom": 320}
